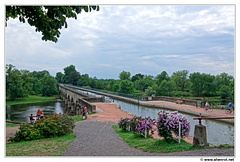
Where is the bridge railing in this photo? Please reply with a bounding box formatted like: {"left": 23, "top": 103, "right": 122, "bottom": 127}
{"left": 193, "top": 117, "right": 234, "bottom": 125}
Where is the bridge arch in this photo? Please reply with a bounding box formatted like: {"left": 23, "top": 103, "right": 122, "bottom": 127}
{"left": 58, "top": 84, "right": 101, "bottom": 115}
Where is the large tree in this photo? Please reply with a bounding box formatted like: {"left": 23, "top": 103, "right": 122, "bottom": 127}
{"left": 155, "top": 71, "right": 169, "bottom": 85}
{"left": 6, "top": 6, "right": 100, "bottom": 42}
{"left": 40, "top": 75, "right": 58, "bottom": 96}
{"left": 62, "top": 65, "right": 78, "bottom": 84}
{"left": 119, "top": 71, "right": 131, "bottom": 80}
{"left": 172, "top": 70, "right": 189, "bottom": 91}
{"left": 118, "top": 80, "right": 134, "bottom": 94}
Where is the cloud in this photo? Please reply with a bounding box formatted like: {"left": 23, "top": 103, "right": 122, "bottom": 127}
{"left": 5, "top": 5, "right": 235, "bottom": 79}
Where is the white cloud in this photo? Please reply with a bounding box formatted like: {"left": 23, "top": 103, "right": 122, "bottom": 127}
{"left": 5, "top": 5, "right": 235, "bottom": 78}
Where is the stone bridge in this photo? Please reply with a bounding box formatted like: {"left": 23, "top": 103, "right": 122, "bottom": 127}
{"left": 58, "top": 84, "right": 103, "bottom": 115}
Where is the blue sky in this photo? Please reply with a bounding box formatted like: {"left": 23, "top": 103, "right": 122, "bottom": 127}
{"left": 5, "top": 5, "right": 235, "bottom": 79}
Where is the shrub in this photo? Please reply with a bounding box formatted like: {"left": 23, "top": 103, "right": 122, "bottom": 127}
{"left": 157, "top": 111, "right": 190, "bottom": 142}
{"left": 9, "top": 114, "right": 75, "bottom": 142}
{"left": 118, "top": 116, "right": 156, "bottom": 138}
{"left": 118, "top": 117, "right": 131, "bottom": 131}
{"left": 135, "top": 117, "right": 156, "bottom": 137}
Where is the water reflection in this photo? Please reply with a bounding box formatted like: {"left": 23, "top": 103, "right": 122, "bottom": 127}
{"left": 6, "top": 101, "right": 65, "bottom": 123}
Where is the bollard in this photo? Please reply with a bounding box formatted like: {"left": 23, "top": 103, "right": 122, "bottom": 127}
{"left": 192, "top": 125, "right": 208, "bottom": 146}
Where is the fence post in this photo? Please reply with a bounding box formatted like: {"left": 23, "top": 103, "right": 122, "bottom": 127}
{"left": 178, "top": 122, "right": 182, "bottom": 143}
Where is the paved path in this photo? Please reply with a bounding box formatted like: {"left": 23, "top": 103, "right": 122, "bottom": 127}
{"left": 147, "top": 101, "right": 234, "bottom": 118}
{"left": 61, "top": 103, "right": 234, "bottom": 156}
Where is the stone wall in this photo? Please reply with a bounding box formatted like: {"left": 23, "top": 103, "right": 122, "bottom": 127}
{"left": 153, "top": 96, "right": 199, "bottom": 107}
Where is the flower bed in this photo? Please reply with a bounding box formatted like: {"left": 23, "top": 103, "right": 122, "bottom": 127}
{"left": 118, "top": 111, "right": 190, "bottom": 143}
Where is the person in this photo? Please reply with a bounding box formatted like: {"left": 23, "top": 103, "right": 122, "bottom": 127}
{"left": 36, "top": 109, "right": 43, "bottom": 120}
{"left": 82, "top": 106, "right": 88, "bottom": 119}
{"left": 29, "top": 114, "right": 35, "bottom": 123}
{"left": 40, "top": 112, "right": 44, "bottom": 119}
{"left": 228, "top": 102, "right": 233, "bottom": 110}
{"left": 205, "top": 101, "right": 210, "bottom": 110}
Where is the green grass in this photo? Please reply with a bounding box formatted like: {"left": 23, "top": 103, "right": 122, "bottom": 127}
{"left": 6, "top": 95, "right": 58, "bottom": 105}
{"left": 113, "top": 126, "right": 233, "bottom": 153}
{"left": 71, "top": 115, "right": 84, "bottom": 122}
{"left": 113, "top": 125, "right": 206, "bottom": 153}
{"left": 71, "top": 112, "right": 96, "bottom": 122}
{"left": 6, "top": 123, "right": 20, "bottom": 127}
{"left": 6, "top": 134, "right": 76, "bottom": 156}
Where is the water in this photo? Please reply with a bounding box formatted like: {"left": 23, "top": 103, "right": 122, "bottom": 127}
{"left": 6, "top": 101, "right": 65, "bottom": 123}
{"left": 78, "top": 90, "right": 234, "bottom": 146}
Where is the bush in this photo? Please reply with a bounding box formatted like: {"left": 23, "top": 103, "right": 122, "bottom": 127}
{"left": 118, "top": 117, "right": 131, "bottom": 131}
{"left": 157, "top": 111, "right": 190, "bottom": 142}
{"left": 9, "top": 114, "right": 75, "bottom": 142}
{"left": 118, "top": 116, "right": 156, "bottom": 138}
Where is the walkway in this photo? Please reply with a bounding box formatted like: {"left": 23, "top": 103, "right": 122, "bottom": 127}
{"left": 147, "top": 101, "right": 234, "bottom": 118}
{"left": 61, "top": 103, "right": 234, "bottom": 156}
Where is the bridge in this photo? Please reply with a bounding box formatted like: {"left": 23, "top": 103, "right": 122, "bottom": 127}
{"left": 58, "top": 84, "right": 103, "bottom": 115}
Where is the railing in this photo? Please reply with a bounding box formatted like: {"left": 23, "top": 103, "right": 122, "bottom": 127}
{"left": 193, "top": 117, "right": 234, "bottom": 125}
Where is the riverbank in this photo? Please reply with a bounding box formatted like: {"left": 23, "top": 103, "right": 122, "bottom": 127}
{"left": 6, "top": 95, "right": 59, "bottom": 105}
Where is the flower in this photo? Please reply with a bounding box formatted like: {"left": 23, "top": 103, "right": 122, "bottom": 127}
{"left": 157, "top": 111, "right": 190, "bottom": 142}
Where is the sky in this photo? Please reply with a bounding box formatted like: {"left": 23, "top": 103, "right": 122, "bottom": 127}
{"left": 5, "top": 5, "right": 235, "bottom": 79}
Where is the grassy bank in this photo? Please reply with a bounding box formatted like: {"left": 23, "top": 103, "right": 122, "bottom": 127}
{"left": 6, "top": 95, "right": 59, "bottom": 106}
{"left": 6, "top": 134, "right": 76, "bottom": 156}
{"left": 112, "top": 125, "right": 233, "bottom": 153}
{"left": 112, "top": 125, "right": 197, "bottom": 153}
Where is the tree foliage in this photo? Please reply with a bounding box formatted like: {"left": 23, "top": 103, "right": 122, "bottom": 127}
{"left": 119, "top": 71, "right": 131, "bottom": 80}
{"left": 6, "top": 6, "right": 100, "bottom": 42}
{"left": 6, "top": 64, "right": 58, "bottom": 100}
{"left": 40, "top": 75, "right": 58, "bottom": 96}
{"left": 56, "top": 65, "right": 234, "bottom": 99}
{"left": 172, "top": 70, "right": 189, "bottom": 91}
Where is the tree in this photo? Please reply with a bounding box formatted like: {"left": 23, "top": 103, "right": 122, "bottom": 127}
{"left": 55, "top": 72, "right": 64, "bottom": 83}
{"left": 6, "top": 64, "right": 36, "bottom": 99}
{"left": 63, "top": 65, "right": 77, "bottom": 83}
{"left": 40, "top": 75, "right": 58, "bottom": 96}
{"left": 155, "top": 71, "right": 169, "bottom": 85}
{"left": 189, "top": 72, "right": 216, "bottom": 97}
{"left": 145, "top": 86, "right": 156, "bottom": 96}
{"left": 69, "top": 71, "right": 80, "bottom": 85}
{"left": 215, "top": 73, "right": 234, "bottom": 98}
{"left": 131, "top": 73, "right": 144, "bottom": 82}
{"left": 30, "top": 70, "right": 50, "bottom": 80}
{"left": 118, "top": 80, "right": 134, "bottom": 94}
{"left": 172, "top": 70, "right": 189, "bottom": 91}
{"left": 158, "top": 80, "right": 176, "bottom": 96}
{"left": 77, "top": 74, "right": 90, "bottom": 86}
{"left": 189, "top": 72, "right": 204, "bottom": 96}
{"left": 218, "top": 85, "right": 232, "bottom": 98}
{"left": 119, "top": 71, "right": 131, "bottom": 80}
{"left": 201, "top": 74, "right": 216, "bottom": 96}
{"left": 6, "top": 6, "right": 100, "bottom": 42}
{"left": 6, "top": 64, "right": 25, "bottom": 100}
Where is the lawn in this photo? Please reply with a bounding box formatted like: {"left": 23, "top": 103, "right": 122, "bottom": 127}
{"left": 6, "top": 134, "right": 76, "bottom": 156}
{"left": 112, "top": 125, "right": 198, "bottom": 153}
{"left": 6, "top": 95, "right": 58, "bottom": 105}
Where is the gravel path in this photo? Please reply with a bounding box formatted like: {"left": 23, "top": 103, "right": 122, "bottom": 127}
{"left": 61, "top": 120, "right": 234, "bottom": 156}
